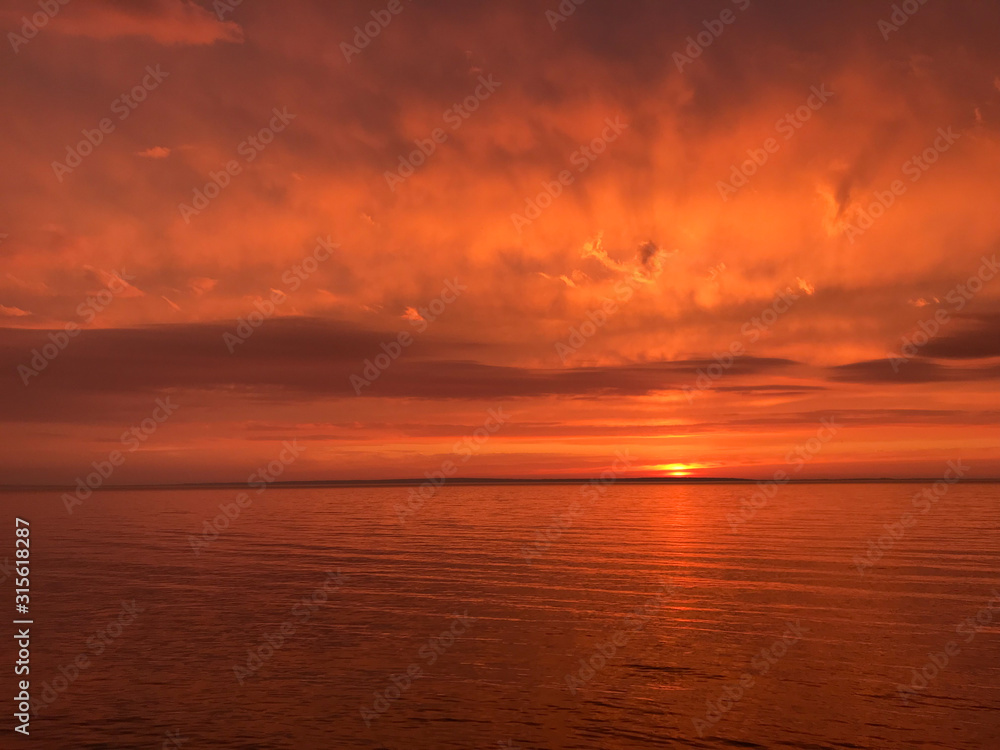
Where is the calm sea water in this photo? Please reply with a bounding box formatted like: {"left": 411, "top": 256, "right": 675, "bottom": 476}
{"left": 2, "top": 483, "right": 999, "bottom": 749}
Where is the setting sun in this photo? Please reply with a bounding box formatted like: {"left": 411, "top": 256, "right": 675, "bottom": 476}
{"left": 654, "top": 463, "right": 706, "bottom": 477}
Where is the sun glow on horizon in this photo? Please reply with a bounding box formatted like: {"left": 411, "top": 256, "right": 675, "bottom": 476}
{"left": 651, "top": 462, "right": 711, "bottom": 477}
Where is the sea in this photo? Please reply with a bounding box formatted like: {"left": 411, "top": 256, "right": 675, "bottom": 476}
{"left": 2, "top": 482, "right": 998, "bottom": 749}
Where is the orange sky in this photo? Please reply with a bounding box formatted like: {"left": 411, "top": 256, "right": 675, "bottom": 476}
{"left": 1, "top": 0, "right": 998, "bottom": 484}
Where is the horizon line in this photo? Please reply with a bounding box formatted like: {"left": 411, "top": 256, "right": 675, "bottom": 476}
{"left": 3, "top": 476, "right": 999, "bottom": 492}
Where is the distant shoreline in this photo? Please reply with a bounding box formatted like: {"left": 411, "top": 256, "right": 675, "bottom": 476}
{"left": 3, "top": 477, "right": 999, "bottom": 492}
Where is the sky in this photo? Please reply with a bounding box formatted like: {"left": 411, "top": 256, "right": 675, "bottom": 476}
{"left": 0, "top": 0, "right": 998, "bottom": 485}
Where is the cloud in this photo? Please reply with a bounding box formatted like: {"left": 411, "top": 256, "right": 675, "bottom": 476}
{"left": 53, "top": 0, "right": 244, "bottom": 45}
{"left": 828, "top": 358, "right": 1000, "bottom": 384}
{"left": 187, "top": 277, "right": 217, "bottom": 296}
{"left": 401, "top": 307, "right": 423, "bottom": 322}
{"left": 137, "top": 146, "right": 171, "bottom": 158}
{"left": 0, "top": 318, "right": 803, "bottom": 416}
{"left": 920, "top": 315, "right": 1000, "bottom": 359}
{"left": 581, "top": 234, "right": 671, "bottom": 284}
{"left": 638, "top": 241, "right": 659, "bottom": 267}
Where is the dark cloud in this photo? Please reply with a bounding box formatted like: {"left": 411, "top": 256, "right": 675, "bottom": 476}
{"left": 828, "top": 358, "right": 1000, "bottom": 384}
{"left": 0, "top": 319, "right": 801, "bottom": 420}
{"left": 638, "top": 241, "right": 659, "bottom": 268}
{"left": 921, "top": 314, "right": 1000, "bottom": 359}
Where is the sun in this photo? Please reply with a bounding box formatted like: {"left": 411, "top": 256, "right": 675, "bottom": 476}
{"left": 654, "top": 462, "right": 700, "bottom": 477}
